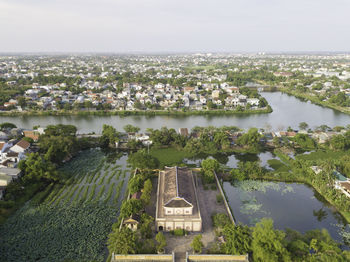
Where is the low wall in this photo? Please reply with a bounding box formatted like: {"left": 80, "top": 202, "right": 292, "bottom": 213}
{"left": 111, "top": 252, "right": 174, "bottom": 261}
{"left": 186, "top": 253, "right": 249, "bottom": 261}
{"left": 213, "top": 171, "right": 235, "bottom": 225}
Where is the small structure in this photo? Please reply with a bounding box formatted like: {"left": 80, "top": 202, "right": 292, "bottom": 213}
{"left": 156, "top": 166, "right": 202, "bottom": 232}
{"left": 123, "top": 214, "right": 140, "bottom": 231}
{"left": 23, "top": 130, "right": 40, "bottom": 141}
{"left": 131, "top": 191, "right": 142, "bottom": 200}
{"left": 334, "top": 171, "right": 350, "bottom": 198}
{"left": 179, "top": 128, "right": 189, "bottom": 137}
{"left": 0, "top": 167, "right": 22, "bottom": 179}
{"left": 10, "top": 139, "right": 30, "bottom": 154}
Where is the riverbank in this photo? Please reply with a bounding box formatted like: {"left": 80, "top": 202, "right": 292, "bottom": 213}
{"left": 279, "top": 88, "right": 350, "bottom": 115}
{"left": 0, "top": 106, "right": 272, "bottom": 117}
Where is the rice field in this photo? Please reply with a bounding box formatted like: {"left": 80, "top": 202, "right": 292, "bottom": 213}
{"left": 0, "top": 148, "right": 131, "bottom": 262}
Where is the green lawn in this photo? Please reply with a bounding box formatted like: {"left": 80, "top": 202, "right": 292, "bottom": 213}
{"left": 149, "top": 147, "right": 194, "bottom": 167}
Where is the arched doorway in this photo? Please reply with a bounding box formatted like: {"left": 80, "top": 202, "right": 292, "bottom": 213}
{"left": 158, "top": 226, "right": 163, "bottom": 231}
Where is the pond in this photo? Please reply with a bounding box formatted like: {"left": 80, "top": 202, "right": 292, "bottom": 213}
{"left": 1, "top": 92, "right": 349, "bottom": 133}
{"left": 183, "top": 151, "right": 279, "bottom": 170}
{"left": 223, "top": 180, "right": 350, "bottom": 247}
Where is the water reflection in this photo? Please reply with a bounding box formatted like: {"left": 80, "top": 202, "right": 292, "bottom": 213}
{"left": 223, "top": 181, "right": 350, "bottom": 247}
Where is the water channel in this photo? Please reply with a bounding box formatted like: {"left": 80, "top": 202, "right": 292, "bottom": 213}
{"left": 0, "top": 92, "right": 349, "bottom": 133}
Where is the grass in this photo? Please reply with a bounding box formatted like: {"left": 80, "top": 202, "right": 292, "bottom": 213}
{"left": 149, "top": 147, "right": 194, "bottom": 166}
{"left": 87, "top": 184, "right": 97, "bottom": 202}
{"left": 296, "top": 149, "right": 348, "bottom": 161}
{"left": 267, "top": 159, "right": 290, "bottom": 172}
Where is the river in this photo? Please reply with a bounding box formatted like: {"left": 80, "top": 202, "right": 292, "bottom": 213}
{"left": 0, "top": 92, "right": 349, "bottom": 133}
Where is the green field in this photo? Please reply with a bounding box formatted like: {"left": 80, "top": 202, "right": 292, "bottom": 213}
{"left": 149, "top": 147, "right": 194, "bottom": 167}
{"left": 296, "top": 149, "right": 348, "bottom": 161}
{"left": 0, "top": 149, "right": 131, "bottom": 262}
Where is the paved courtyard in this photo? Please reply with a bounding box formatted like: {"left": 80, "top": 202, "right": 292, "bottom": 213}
{"left": 162, "top": 171, "right": 228, "bottom": 255}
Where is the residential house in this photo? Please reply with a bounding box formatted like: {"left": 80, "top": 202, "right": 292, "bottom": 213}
{"left": 10, "top": 139, "right": 30, "bottom": 154}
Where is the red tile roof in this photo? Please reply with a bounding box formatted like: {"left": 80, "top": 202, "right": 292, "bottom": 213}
{"left": 16, "top": 139, "right": 30, "bottom": 150}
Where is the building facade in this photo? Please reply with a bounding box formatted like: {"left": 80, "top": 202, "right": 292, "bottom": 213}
{"left": 155, "top": 166, "right": 202, "bottom": 232}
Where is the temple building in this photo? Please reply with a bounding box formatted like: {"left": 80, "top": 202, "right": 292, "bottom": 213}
{"left": 155, "top": 166, "right": 202, "bottom": 232}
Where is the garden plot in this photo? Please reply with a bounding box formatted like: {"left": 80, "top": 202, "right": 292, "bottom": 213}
{"left": 0, "top": 149, "right": 131, "bottom": 262}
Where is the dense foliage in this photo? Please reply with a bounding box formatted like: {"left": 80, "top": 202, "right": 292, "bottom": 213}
{"left": 220, "top": 219, "right": 350, "bottom": 262}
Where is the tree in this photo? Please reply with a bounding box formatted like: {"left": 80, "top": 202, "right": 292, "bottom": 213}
{"left": 251, "top": 219, "right": 291, "bottom": 262}
{"left": 201, "top": 158, "right": 220, "bottom": 183}
{"left": 212, "top": 213, "right": 231, "bottom": 229}
{"left": 223, "top": 224, "right": 251, "bottom": 255}
{"left": 17, "top": 96, "right": 26, "bottom": 108}
{"left": 149, "top": 127, "right": 177, "bottom": 146}
{"left": 330, "top": 134, "right": 347, "bottom": 151}
{"left": 298, "top": 122, "right": 308, "bottom": 131}
{"left": 293, "top": 134, "right": 316, "bottom": 149}
{"left": 124, "top": 124, "right": 140, "bottom": 133}
{"left": 230, "top": 168, "right": 246, "bottom": 181}
{"left": 107, "top": 227, "right": 136, "bottom": 254}
{"left": 236, "top": 128, "right": 262, "bottom": 148}
{"left": 140, "top": 179, "right": 152, "bottom": 205}
{"left": 0, "top": 122, "right": 16, "bottom": 130}
{"left": 191, "top": 235, "right": 204, "bottom": 254}
{"left": 120, "top": 199, "right": 143, "bottom": 219}
{"left": 127, "top": 150, "right": 159, "bottom": 169}
{"left": 128, "top": 175, "right": 144, "bottom": 194}
{"left": 44, "top": 124, "right": 77, "bottom": 137}
{"left": 140, "top": 213, "right": 154, "bottom": 239}
{"left": 18, "top": 153, "right": 59, "bottom": 182}
{"left": 101, "top": 124, "right": 119, "bottom": 147}
{"left": 155, "top": 232, "right": 166, "bottom": 253}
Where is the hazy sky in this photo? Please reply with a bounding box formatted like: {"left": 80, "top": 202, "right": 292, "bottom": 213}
{"left": 1, "top": 0, "right": 349, "bottom": 53}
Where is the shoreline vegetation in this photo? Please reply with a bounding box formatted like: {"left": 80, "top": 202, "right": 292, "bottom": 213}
{"left": 278, "top": 88, "right": 350, "bottom": 115}
{"left": 0, "top": 106, "right": 272, "bottom": 117}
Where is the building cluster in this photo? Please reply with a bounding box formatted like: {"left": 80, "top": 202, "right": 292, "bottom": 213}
{"left": 1, "top": 81, "right": 263, "bottom": 111}
{"left": 0, "top": 128, "right": 40, "bottom": 199}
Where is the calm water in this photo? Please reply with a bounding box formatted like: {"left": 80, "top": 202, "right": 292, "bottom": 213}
{"left": 223, "top": 181, "right": 350, "bottom": 247}
{"left": 183, "top": 151, "right": 278, "bottom": 169}
{"left": 0, "top": 92, "right": 349, "bottom": 133}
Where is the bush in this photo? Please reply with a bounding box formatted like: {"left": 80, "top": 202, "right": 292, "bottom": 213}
{"left": 212, "top": 213, "right": 231, "bottom": 229}
{"left": 216, "top": 194, "right": 223, "bottom": 204}
{"left": 173, "top": 229, "right": 185, "bottom": 236}
{"left": 191, "top": 234, "right": 204, "bottom": 253}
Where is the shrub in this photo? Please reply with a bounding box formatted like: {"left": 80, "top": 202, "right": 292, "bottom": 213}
{"left": 191, "top": 234, "right": 204, "bottom": 253}
{"left": 212, "top": 213, "right": 231, "bottom": 229}
{"left": 216, "top": 194, "right": 223, "bottom": 204}
{"left": 173, "top": 229, "right": 185, "bottom": 236}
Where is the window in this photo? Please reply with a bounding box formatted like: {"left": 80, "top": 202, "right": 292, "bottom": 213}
{"left": 167, "top": 210, "right": 171, "bottom": 214}
{"left": 185, "top": 210, "right": 190, "bottom": 214}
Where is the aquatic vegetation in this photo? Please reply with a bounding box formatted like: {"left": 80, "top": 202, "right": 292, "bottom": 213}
{"left": 0, "top": 148, "right": 131, "bottom": 262}
{"left": 236, "top": 180, "right": 282, "bottom": 193}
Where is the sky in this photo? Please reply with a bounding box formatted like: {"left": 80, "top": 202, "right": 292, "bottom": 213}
{"left": 0, "top": 0, "right": 350, "bottom": 53}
